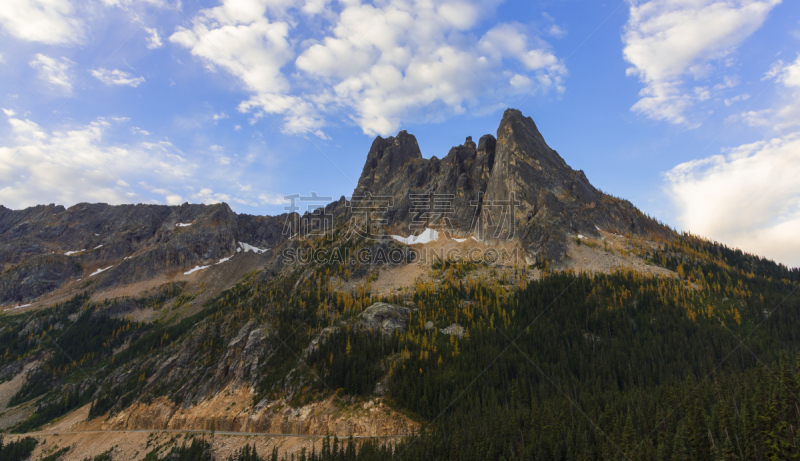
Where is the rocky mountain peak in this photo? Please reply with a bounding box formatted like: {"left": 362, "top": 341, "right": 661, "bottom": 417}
{"left": 0, "top": 108, "right": 673, "bottom": 307}
{"left": 348, "top": 108, "right": 672, "bottom": 262}
{"left": 356, "top": 130, "right": 422, "bottom": 193}
{"left": 485, "top": 108, "right": 575, "bottom": 205}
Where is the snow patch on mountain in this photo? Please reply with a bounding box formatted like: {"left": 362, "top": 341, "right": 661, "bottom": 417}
{"left": 391, "top": 228, "right": 439, "bottom": 245}
{"left": 90, "top": 266, "right": 113, "bottom": 277}
{"left": 238, "top": 242, "right": 269, "bottom": 254}
{"left": 184, "top": 265, "right": 209, "bottom": 275}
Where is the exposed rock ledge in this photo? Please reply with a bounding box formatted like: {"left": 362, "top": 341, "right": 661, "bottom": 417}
{"left": 99, "top": 387, "right": 417, "bottom": 437}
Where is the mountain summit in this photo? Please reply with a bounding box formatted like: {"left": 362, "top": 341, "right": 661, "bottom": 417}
{"left": 0, "top": 108, "right": 671, "bottom": 306}
{"left": 350, "top": 108, "right": 671, "bottom": 261}
{"left": 3, "top": 109, "right": 800, "bottom": 461}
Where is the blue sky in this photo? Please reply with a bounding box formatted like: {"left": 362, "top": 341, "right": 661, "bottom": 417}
{"left": 1, "top": 0, "right": 799, "bottom": 266}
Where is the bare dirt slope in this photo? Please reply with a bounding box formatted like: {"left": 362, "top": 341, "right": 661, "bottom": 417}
{"left": 5, "top": 386, "right": 414, "bottom": 461}
{"left": 4, "top": 430, "right": 404, "bottom": 461}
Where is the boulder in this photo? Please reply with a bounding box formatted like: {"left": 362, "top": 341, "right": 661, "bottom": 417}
{"left": 358, "top": 302, "right": 415, "bottom": 335}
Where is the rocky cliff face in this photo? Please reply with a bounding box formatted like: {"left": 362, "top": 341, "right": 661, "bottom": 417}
{"left": 351, "top": 130, "right": 497, "bottom": 236}
{"left": 348, "top": 108, "right": 672, "bottom": 261}
{"left": 482, "top": 109, "right": 671, "bottom": 261}
{"left": 0, "top": 202, "right": 295, "bottom": 304}
{"left": 0, "top": 107, "right": 672, "bottom": 305}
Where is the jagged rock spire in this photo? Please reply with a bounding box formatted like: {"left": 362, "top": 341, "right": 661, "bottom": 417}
{"left": 348, "top": 108, "right": 672, "bottom": 263}
{"left": 356, "top": 130, "right": 422, "bottom": 193}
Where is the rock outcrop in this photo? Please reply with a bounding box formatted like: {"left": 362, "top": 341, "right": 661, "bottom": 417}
{"left": 0, "top": 254, "right": 82, "bottom": 304}
{"left": 350, "top": 132, "right": 497, "bottom": 236}
{"left": 357, "top": 302, "right": 415, "bottom": 335}
{"left": 346, "top": 108, "right": 673, "bottom": 262}
{"left": 480, "top": 109, "right": 671, "bottom": 261}
{"left": 0, "top": 107, "right": 674, "bottom": 305}
{"left": 0, "top": 202, "right": 295, "bottom": 304}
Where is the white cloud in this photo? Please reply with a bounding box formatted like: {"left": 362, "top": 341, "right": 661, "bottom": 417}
{"left": 193, "top": 187, "right": 231, "bottom": 205}
{"left": 510, "top": 74, "right": 532, "bottom": 89}
{"left": 541, "top": 12, "right": 566, "bottom": 38}
{"left": 724, "top": 93, "right": 750, "bottom": 106}
{"left": 713, "top": 75, "right": 739, "bottom": 90}
{"left": 0, "top": 0, "right": 84, "bottom": 45}
{"left": 166, "top": 194, "right": 183, "bottom": 205}
{"left": 763, "top": 59, "right": 785, "bottom": 80}
{"left": 547, "top": 24, "right": 566, "bottom": 39}
{"left": 168, "top": 1, "right": 293, "bottom": 93}
{"left": 91, "top": 68, "right": 146, "bottom": 87}
{"left": 295, "top": 11, "right": 564, "bottom": 135}
{"left": 302, "top": 0, "right": 330, "bottom": 15}
{"left": 259, "top": 192, "right": 286, "bottom": 205}
{"left": 169, "top": 0, "right": 310, "bottom": 132}
{"left": 144, "top": 27, "right": 162, "bottom": 49}
{"left": 667, "top": 52, "right": 800, "bottom": 267}
{"left": 214, "top": 152, "right": 232, "bottom": 165}
{"left": 172, "top": 0, "right": 566, "bottom": 137}
{"left": 665, "top": 131, "right": 800, "bottom": 266}
{"left": 100, "top": 0, "right": 162, "bottom": 7}
{"left": 736, "top": 55, "right": 800, "bottom": 130}
{"left": 623, "top": 0, "right": 781, "bottom": 125}
{"left": 780, "top": 55, "right": 800, "bottom": 88}
{"left": 694, "top": 86, "right": 711, "bottom": 101}
{"left": 29, "top": 54, "right": 74, "bottom": 93}
{"left": 0, "top": 113, "right": 192, "bottom": 209}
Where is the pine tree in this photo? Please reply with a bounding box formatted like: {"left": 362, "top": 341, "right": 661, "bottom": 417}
{"left": 673, "top": 422, "right": 690, "bottom": 461}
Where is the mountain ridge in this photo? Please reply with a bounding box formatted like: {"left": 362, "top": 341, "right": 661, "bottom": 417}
{"left": 1, "top": 108, "right": 674, "bottom": 306}
{"left": 2, "top": 110, "right": 800, "bottom": 461}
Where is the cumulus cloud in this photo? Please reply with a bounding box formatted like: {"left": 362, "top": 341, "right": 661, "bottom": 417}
{"left": 192, "top": 187, "right": 231, "bottom": 205}
{"left": 665, "top": 132, "right": 800, "bottom": 266}
{"left": 623, "top": 0, "right": 781, "bottom": 125}
{"left": 168, "top": 0, "right": 312, "bottom": 132}
{"left": 168, "top": 1, "right": 293, "bottom": 93}
{"left": 0, "top": 0, "right": 84, "bottom": 45}
{"left": 29, "top": 54, "right": 74, "bottom": 93}
{"left": 144, "top": 27, "right": 162, "bottom": 49}
{"left": 165, "top": 194, "right": 183, "bottom": 205}
{"left": 171, "top": 0, "right": 566, "bottom": 137}
{"left": 0, "top": 112, "right": 192, "bottom": 209}
{"left": 91, "top": 68, "right": 146, "bottom": 87}
{"left": 294, "top": 6, "right": 564, "bottom": 135}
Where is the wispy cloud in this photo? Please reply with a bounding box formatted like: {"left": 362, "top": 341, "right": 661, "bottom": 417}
{"left": 665, "top": 52, "right": 800, "bottom": 267}
{"left": 144, "top": 27, "right": 162, "bottom": 49}
{"left": 735, "top": 54, "right": 800, "bottom": 130}
{"left": 29, "top": 53, "right": 74, "bottom": 93}
{"left": 622, "top": 0, "right": 781, "bottom": 126}
{"left": 91, "top": 68, "right": 145, "bottom": 87}
{"left": 0, "top": 112, "right": 192, "bottom": 208}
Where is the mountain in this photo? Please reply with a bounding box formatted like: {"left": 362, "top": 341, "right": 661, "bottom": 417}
{"left": 0, "top": 108, "right": 669, "bottom": 306}
{"left": 0, "top": 109, "right": 799, "bottom": 461}
{"left": 350, "top": 108, "right": 671, "bottom": 261}
{"left": 0, "top": 202, "right": 296, "bottom": 305}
